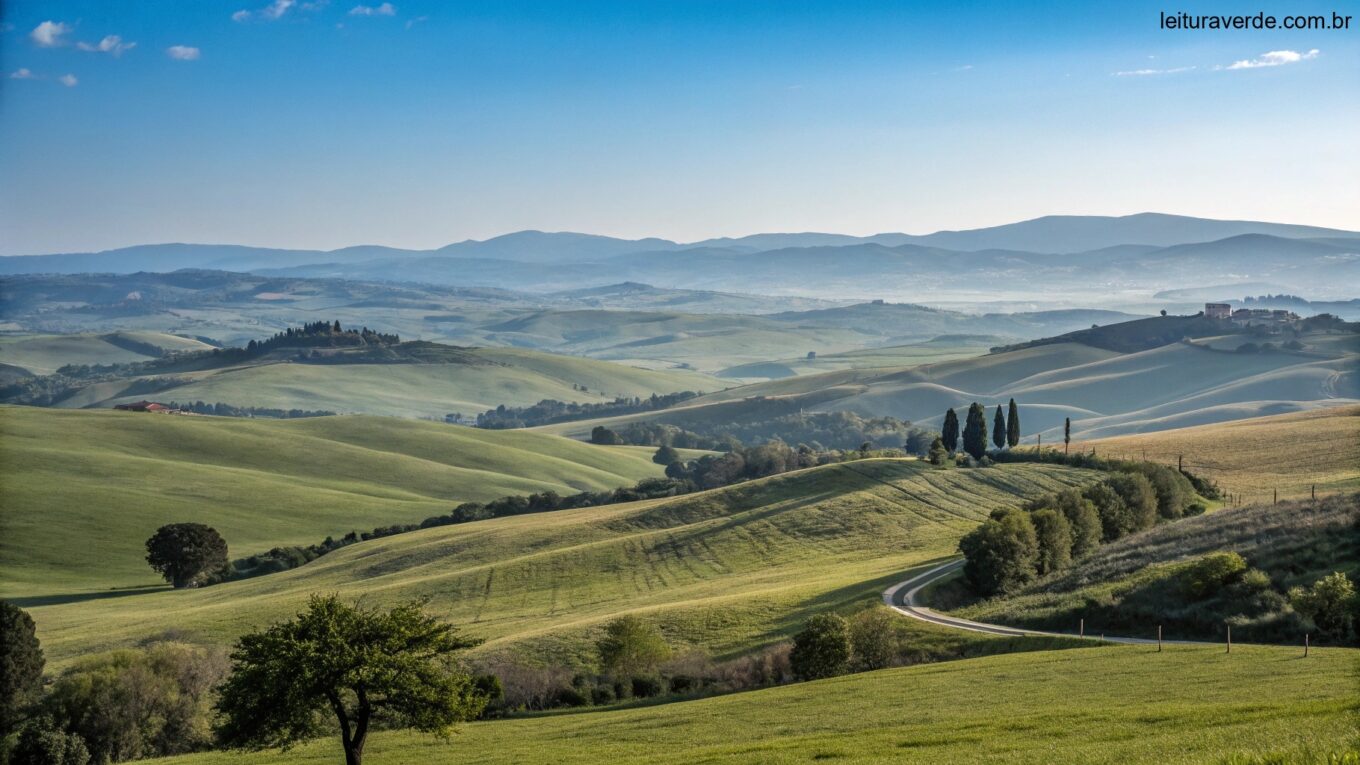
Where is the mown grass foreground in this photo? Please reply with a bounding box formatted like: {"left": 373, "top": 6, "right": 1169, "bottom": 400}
{"left": 154, "top": 643, "right": 1359, "bottom": 765}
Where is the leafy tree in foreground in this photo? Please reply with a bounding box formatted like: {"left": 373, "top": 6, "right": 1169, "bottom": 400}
{"left": 215, "top": 596, "right": 487, "bottom": 765}
{"left": 958, "top": 508, "right": 1039, "bottom": 595}
{"left": 847, "top": 608, "right": 899, "bottom": 672}
{"left": 992, "top": 405, "right": 1006, "bottom": 451}
{"left": 1, "top": 600, "right": 45, "bottom": 739}
{"left": 1049, "top": 489, "right": 1102, "bottom": 559}
{"left": 962, "top": 403, "right": 988, "bottom": 460}
{"left": 596, "top": 615, "right": 671, "bottom": 678}
{"left": 145, "top": 523, "right": 228, "bottom": 588}
{"left": 1006, "top": 398, "right": 1020, "bottom": 448}
{"left": 790, "top": 614, "right": 850, "bottom": 681}
{"left": 941, "top": 408, "right": 959, "bottom": 454}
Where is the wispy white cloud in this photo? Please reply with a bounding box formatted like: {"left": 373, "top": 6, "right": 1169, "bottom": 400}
{"left": 232, "top": 9, "right": 251, "bottom": 22}
{"left": 58, "top": 73, "right": 78, "bottom": 87}
{"left": 9, "top": 68, "right": 37, "bottom": 80}
{"left": 263, "top": 0, "right": 296, "bottom": 19}
{"left": 1223, "top": 49, "right": 1319, "bottom": 70}
{"left": 350, "top": 3, "right": 396, "bottom": 16}
{"left": 166, "top": 45, "right": 201, "bottom": 61}
{"left": 405, "top": 14, "right": 428, "bottom": 29}
{"left": 1114, "top": 65, "right": 1195, "bottom": 77}
{"left": 76, "top": 35, "right": 136, "bottom": 56}
{"left": 31, "top": 20, "right": 72, "bottom": 47}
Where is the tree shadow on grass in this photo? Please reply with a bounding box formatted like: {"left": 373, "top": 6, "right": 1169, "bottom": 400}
{"left": 7, "top": 584, "right": 171, "bottom": 608}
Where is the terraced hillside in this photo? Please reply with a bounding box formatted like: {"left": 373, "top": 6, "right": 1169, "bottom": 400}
{"left": 0, "top": 407, "right": 687, "bottom": 598}
{"left": 1087, "top": 404, "right": 1360, "bottom": 501}
{"left": 27, "top": 460, "right": 1098, "bottom": 667}
{"left": 158, "top": 642, "right": 1359, "bottom": 765}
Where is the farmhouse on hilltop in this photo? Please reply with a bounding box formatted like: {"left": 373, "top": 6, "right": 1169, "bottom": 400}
{"left": 113, "top": 400, "right": 177, "bottom": 413}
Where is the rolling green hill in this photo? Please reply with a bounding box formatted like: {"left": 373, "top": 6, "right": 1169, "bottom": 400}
{"left": 0, "top": 331, "right": 217, "bottom": 374}
{"left": 39, "top": 343, "right": 723, "bottom": 418}
{"left": 157, "top": 642, "right": 1359, "bottom": 765}
{"left": 542, "top": 333, "right": 1358, "bottom": 442}
{"left": 25, "top": 459, "right": 1098, "bottom": 668}
{"left": 0, "top": 407, "right": 686, "bottom": 598}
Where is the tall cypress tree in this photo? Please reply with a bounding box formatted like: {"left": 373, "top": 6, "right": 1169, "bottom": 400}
{"left": 963, "top": 403, "right": 987, "bottom": 460}
{"left": 992, "top": 405, "right": 1006, "bottom": 451}
{"left": 941, "top": 408, "right": 959, "bottom": 454}
{"left": 1064, "top": 417, "right": 1072, "bottom": 455}
{"left": 1006, "top": 398, "right": 1020, "bottom": 448}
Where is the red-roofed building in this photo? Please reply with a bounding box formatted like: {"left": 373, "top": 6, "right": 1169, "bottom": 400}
{"left": 113, "top": 400, "right": 175, "bottom": 413}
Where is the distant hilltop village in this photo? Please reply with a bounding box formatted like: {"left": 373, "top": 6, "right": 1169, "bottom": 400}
{"left": 1204, "top": 303, "right": 1300, "bottom": 325}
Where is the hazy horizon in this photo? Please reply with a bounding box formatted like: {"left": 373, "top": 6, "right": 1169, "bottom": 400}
{"left": 3, "top": 1, "right": 1358, "bottom": 255}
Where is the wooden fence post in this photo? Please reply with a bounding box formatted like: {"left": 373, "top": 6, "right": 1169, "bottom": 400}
{"left": 1304, "top": 633, "right": 1309, "bottom": 658}
{"left": 1157, "top": 625, "right": 1162, "bottom": 653}
{"left": 1226, "top": 624, "right": 1232, "bottom": 654}
{"left": 1079, "top": 618, "right": 1084, "bottom": 638}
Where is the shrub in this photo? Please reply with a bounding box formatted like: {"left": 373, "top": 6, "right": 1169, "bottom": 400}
{"left": 1186, "top": 502, "right": 1207, "bottom": 516}
{"left": 1030, "top": 508, "right": 1073, "bottom": 576}
{"left": 927, "top": 437, "right": 949, "bottom": 466}
{"left": 1289, "top": 572, "right": 1357, "bottom": 640}
{"left": 1122, "top": 463, "right": 1194, "bottom": 519}
{"left": 40, "top": 642, "right": 227, "bottom": 763}
{"left": 589, "top": 685, "right": 616, "bottom": 705}
{"left": 958, "top": 508, "right": 1039, "bottom": 595}
{"left": 630, "top": 675, "right": 664, "bottom": 698}
{"left": 653, "top": 445, "right": 681, "bottom": 466}
{"left": 1086, "top": 474, "right": 1157, "bottom": 542}
{"left": 553, "top": 686, "right": 590, "bottom": 707}
{"left": 596, "top": 616, "right": 671, "bottom": 678}
{"left": 10, "top": 718, "right": 91, "bottom": 765}
{"left": 668, "top": 675, "right": 697, "bottom": 694}
{"left": 790, "top": 614, "right": 850, "bottom": 681}
{"left": 1180, "top": 552, "right": 1248, "bottom": 599}
{"left": 1239, "top": 568, "right": 1273, "bottom": 593}
{"left": 847, "top": 608, "right": 899, "bottom": 671}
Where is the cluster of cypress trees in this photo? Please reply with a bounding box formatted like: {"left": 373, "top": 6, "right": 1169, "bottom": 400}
{"left": 938, "top": 399, "right": 1021, "bottom": 461}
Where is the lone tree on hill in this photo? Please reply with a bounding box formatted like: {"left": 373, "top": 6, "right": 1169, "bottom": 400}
{"left": 216, "top": 596, "right": 488, "bottom": 765}
{"left": 145, "top": 523, "right": 228, "bottom": 588}
{"left": 1007, "top": 399, "right": 1020, "bottom": 448}
{"left": 790, "top": 614, "right": 850, "bottom": 681}
{"left": 1064, "top": 417, "right": 1072, "bottom": 455}
{"left": 941, "top": 408, "right": 959, "bottom": 454}
{"left": 1, "top": 601, "right": 45, "bottom": 739}
{"left": 992, "top": 405, "right": 1007, "bottom": 451}
{"left": 962, "top": 403, "right": 988, "bottom": 460}
{"left": 596, "top": 615, "right": 672, "bottom": 678}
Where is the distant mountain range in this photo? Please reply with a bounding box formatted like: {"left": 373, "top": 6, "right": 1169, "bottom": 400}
{"left": 3, "top": 213, "right": 1357, "bottom": 301}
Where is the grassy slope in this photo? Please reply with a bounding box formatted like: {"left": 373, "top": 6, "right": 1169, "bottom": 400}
{"left": 1085, "top": 404, "right": 1360, "bottom": 500}
{"left": 953, "top": 494, "right": 1360, "bottom": 641}
{"left": 0, "top": 331, "right": 216, "bottom": 374}
{"left": 159, "top": 643, "right": 1360, "bottom": 765}
{"left": 55, "top": 346, "right": 724, "bottom": 418}
{"left": 0, "top": 407, "right": 680, "bottom": 598}
{"left": 27, "top": 460, "right": 1098, "bottom": 667}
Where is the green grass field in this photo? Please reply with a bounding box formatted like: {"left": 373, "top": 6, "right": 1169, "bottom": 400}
{"left": 154, "top": 642, "right": 1360, "bottom": 764}
{"left": 25, "top": 459, "right": 1098, "bottom": 668}
{"left": 0, "top": 407, "right": 686, "bottom": 598}
{"left": 0, "top": 331, "right": 216, "bottom": 374}
{"left": 53, "top": 345, "right": 723, "bottom": 418}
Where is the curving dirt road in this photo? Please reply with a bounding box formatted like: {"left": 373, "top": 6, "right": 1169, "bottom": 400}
{"left": 882, "top": 559, "right": 1210, "bottom": 646}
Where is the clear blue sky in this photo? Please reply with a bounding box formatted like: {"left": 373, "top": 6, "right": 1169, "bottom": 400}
{"left": 2, "top": 0, "right": 1357, "bottom": 254}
